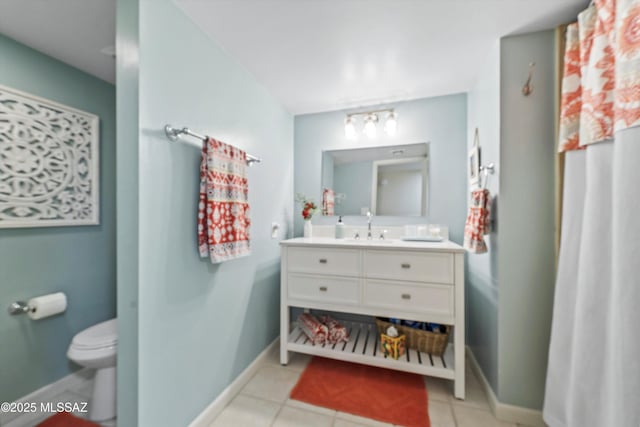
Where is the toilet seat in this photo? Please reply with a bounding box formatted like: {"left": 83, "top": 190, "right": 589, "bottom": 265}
{"left": 70, "top": 318, "right": 117, "bottom": 350}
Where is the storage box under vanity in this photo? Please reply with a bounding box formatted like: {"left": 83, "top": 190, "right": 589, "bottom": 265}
{"left": 380, "top": 331, "right": 406, "bottom": 360}
{"left": 375, "top": 318, "right": 451, "bottom": 357}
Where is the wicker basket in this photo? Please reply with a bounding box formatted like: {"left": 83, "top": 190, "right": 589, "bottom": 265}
{"left": 375, "top": 318, "right": 450, "bottom": 356}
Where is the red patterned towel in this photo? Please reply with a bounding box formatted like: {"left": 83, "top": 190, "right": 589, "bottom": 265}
{"left": 198, "top": 138, "right": 250, "bottom": 263}
{"left": 298, "top": 313, "right": 328, "bottom": 345}
{"left": 319, "top": 315, "right": 349, "bottom": 344}
{"left": 463, "top": 189, "right": 491, "bottom": 254}
{"left": 322, "top": 188, "right": 335, "bottom": 216}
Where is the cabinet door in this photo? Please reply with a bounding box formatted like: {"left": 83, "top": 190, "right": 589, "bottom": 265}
{"left": 365, "top": 250, "right": 454, "bottom": 284}
{"left": 288, "top": 247, "right": 360, "bottom": 277}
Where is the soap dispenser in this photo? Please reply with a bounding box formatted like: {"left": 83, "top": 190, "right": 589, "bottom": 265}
{"left": 335, "top": 216, "right": 345, "bottom": 239}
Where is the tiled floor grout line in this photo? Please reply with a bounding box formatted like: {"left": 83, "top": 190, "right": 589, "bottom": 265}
{"left": 238, "top": 390, "right": 288, "bottom": 407}
{"left": 331, "top": 412, "right": 338, "bottom": 426}
{"left": 267, "top": 401, "right": 286, "bottom": 427}
{"left": 450, "top": 401, "right": 459, "bottom": 427}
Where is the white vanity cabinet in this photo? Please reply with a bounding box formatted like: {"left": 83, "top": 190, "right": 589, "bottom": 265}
{"left": 280, "top": 237, "right": 466, "bottom": 399}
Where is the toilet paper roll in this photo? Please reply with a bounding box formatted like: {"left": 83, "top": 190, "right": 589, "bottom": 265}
{"left": 27, "top": 292, "right": 67, "bottom": 320}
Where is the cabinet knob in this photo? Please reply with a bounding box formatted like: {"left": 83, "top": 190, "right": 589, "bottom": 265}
{"left": 319, "top": 286, "right": 328, "bottom": 292}
{"left": 401, "top": 263, "right": 411, "bottom": 269}
{"left": 401, "top": 293, "right": 411, "bottom": 300}
{"left": 319, "top": 259, "right": 328, "bottom": 264}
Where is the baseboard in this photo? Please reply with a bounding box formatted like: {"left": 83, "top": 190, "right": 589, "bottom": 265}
{"left": 188, "top": 338, "right": 279, "bottom": 427}
{"left": 466, "top": 347, "right": 546, "bottom": 427}
{"left": 0, "top": 368, "right": 92, "bottom": 425}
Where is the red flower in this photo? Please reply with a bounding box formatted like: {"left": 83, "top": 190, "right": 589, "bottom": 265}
{"left": 297, "top": 194, "right": 316, "bottom": 219}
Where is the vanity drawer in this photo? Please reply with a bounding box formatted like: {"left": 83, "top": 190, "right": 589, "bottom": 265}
{"left": 364, "top": 250, "right": 454, "bottom": 284}
{"left": 288, "top": 273, "right": 360, "bottom": 305}
{"left": 363, "top": 279, "right": 454, "bottom": 316}
{"left": 287, "top": 247, "right": 360, "bottom": 277}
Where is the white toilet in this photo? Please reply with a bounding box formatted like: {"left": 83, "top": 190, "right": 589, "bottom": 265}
{"left": 67, "top": 318, "right": 117, "bottom": 422}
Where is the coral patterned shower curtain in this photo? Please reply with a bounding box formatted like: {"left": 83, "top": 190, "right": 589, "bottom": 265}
{"left": 544, "top": 1, "right": 640, "bottom": 426}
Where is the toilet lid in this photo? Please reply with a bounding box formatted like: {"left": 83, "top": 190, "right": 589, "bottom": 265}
{"left": 72, "top": 318, "right": 117, "bottom": 350}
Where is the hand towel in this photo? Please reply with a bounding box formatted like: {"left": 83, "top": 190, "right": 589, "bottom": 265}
{"left": 198, "top": 137, "right": 250, "bottom": 263}
{"left": 322, "top": 188, "right": 335, "bottom": 216}
{"left": 319, "top": 315, "right": 349, "bottom": 344}
{"left": 463, "top": 188, "right": 491, "bottom": 253}
{"left": 298, "top": 313, "right": 328, "bottom": 345}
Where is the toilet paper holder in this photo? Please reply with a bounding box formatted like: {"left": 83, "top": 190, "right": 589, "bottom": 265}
{"left": 8, "top": 301, "right": 31, "bottom": 315}
{"left": 8, "top": 293, "right": 67, "bottom": 319}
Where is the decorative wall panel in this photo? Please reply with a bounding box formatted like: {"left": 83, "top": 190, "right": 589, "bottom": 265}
{"left": 0, "top": 85, "right": 99, "bottom": 228}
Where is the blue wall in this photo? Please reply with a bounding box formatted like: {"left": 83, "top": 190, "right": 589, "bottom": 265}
{"left": 117, "top": 1, "right": 294, "bottom": 425}
{"left": 294, "top": 94, "right": 468, "bottom": 243}
{"left": 0, "top": 34, "right": 116, "bottom": 402}
{"left": 115, "top": 0, "right": 140, "bottom": 422}
{"left": 466, "top": 30, "right": 557, "bottom": 411}
{"left": 498, "top": 30, "right": 557, "bottom": 409}
{"left": 466, "top": 40, "right": 501, "bottom": 394}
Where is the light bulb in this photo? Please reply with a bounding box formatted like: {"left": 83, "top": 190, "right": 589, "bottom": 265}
{"left": 344, "top": 116, "right": 357, "bottom": 140}
{"left": 363, "top": 114, "right": 378, "bottom": 139}
{"left": 384, "top": 111, "right": 398, "bottom": 136}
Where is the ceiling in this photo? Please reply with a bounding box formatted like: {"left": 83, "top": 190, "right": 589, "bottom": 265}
{"left": 0, "top": 1, "right": 587, "bottom": 112}
{"left": 177, "top": 0, "right": 589, "bottom": 114}
{"left": 0, "top": 0, "right": 115, "bottom": 84}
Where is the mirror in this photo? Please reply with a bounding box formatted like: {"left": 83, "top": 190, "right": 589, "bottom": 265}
{"left": 321, "top": 143, "right": 429, "bottom": 216}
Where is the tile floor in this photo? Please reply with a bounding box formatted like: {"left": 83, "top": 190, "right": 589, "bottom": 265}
{"left": 3, "top": 373, "right": 116, "bottom": 427}
{"left": 5, "top": 347, "right": 528, "bottom": 427}
{"left": 210, "top": 346, "right": 525, "bottom": 427}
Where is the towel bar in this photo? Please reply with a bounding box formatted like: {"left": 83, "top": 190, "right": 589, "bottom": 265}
{"left": 164, "top": 124, "right": 262, "bottom": 166}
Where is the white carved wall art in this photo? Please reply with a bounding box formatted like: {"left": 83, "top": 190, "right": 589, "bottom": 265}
{"left": 0, "top": 85, "right": 99, "bottom": 228}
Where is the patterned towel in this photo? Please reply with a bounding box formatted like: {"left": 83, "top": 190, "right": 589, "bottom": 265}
{"left": 322, "top": 188, "right": 335, "bottom": 216}
{"left": 198, "top": 138, "right": 250, "bottom": 263}
{"left": 463, "top": 189, "right": 491, "bottom": 254}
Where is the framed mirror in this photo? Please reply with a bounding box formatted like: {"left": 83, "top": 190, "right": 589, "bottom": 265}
{"left": 321, "top": 143, "right": 429, "bottom": 217}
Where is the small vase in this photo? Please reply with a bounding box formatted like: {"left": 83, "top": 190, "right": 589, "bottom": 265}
{"left": 303, "top": 219, "right": 313, "bottom": 238}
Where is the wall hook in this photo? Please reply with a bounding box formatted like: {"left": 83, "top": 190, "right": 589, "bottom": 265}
{"left": 479, "top": 163, "right": 495, "bottom": 175}
{"left": 479, "top": 162, "right": 495, "bottom": 189}
{"left": 522, "top": 62, "right": 535, "bottom": 96}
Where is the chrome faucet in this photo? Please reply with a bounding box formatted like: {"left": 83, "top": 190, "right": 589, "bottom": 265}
{"left": 367, "top": 211, "right": 373, "bottom": 239}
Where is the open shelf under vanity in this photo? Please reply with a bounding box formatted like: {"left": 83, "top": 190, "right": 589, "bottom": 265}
{"left": 286, "top": 319, "right": 456, "bottom": 380}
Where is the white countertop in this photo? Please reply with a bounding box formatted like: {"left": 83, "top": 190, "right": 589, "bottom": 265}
{"left": 280, "top": 237, "right": 466, "bottom": 253}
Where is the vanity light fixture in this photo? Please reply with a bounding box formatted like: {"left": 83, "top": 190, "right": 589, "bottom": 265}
{"left": 384, "top": 111, "right": 398, "bottom": 136}
{"left": 344, "top": 116, "right": 357, "bottom": 140}
{"left": 343, "top": 108, "right": 397, "bottom": 139}
{"left": 363, "top": 113, "right": 378, "bottom": 139}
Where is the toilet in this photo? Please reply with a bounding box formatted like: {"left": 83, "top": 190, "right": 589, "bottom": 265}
{"left": 67, "top": 318, "right": 117, "bottom": 422}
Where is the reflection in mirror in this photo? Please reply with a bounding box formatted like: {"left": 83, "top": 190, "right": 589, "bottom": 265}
{"left": 321, "top": 143, "right": 429, "bottom": 217}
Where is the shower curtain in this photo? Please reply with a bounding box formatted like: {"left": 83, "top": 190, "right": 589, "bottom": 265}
{"left": 544, "top": 1, "right": 640, "bottom": 427}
